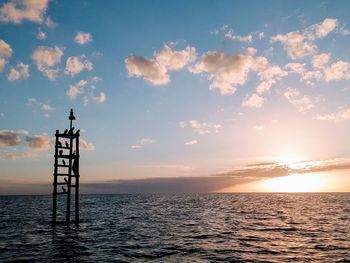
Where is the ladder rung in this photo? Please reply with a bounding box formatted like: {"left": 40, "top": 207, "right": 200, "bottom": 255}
{"left": 55, "top": 155, "right": 79, "bottom": 159}
{"left": 53, "top": 182, "right": 77, "bottom": 187}
{"left": 56, "top": 146, "right": 70, "bottom": 149}
{"left": 57, "top": 134, "right": 79, "bottom": 138}
{"left": 53, "top": 174, "right": 80, "bottom": 177}
{"left": 55, "top": 164, "right": 70, "bottom": 168}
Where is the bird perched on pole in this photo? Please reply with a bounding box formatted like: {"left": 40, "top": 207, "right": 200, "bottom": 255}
{"left": 62, "top": 186, "right": 66, "bottom": 193}
{"left": 62, "top": 159, "right": 66, "bottom": 165}
{"left": 64, "top": 129, "right": 68, "bottom": 135}
{"left": 68, "top": 127, "right": 75, "bottom": 135}
{"left": 57, "top": 141, "right": 62, "bottom": 147}
{"left": 64, "top": 178, "right": 68, "bottom": 184}
{"left": 59, "top": 150, "right": 63, "bottom": 156}
{"left": 65, "top": 141, "right": 69, "bottom": 148}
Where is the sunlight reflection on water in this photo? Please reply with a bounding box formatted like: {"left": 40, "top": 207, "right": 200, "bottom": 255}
{"left": 262, "top": 173, "right": 327, "bottom": 192}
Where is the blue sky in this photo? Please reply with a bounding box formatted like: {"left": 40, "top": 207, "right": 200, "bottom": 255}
{"left": 1, "top": 0, "right": 350, "bottom": 193}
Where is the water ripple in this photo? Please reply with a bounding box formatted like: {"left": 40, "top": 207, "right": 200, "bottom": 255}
{"left": 1, "top": 193, "right": 350, "bottom": 262}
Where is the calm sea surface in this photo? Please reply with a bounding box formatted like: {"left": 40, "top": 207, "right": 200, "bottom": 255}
{"left": 1, "top": 193, "right": 350, "bottom": 262}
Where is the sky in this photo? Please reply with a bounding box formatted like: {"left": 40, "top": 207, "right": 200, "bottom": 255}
{"left": 1, "top": 0, "right": 350, "bottom": 194}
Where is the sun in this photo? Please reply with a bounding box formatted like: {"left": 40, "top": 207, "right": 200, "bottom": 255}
{"left": 262, "top": 173, "right": 327, "bottom": 192}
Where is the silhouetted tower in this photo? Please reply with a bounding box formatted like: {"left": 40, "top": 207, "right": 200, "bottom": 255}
{"left": 52, "top": 109, "right": 80, "bottom": 226}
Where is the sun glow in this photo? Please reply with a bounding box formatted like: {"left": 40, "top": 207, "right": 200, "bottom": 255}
{"left": 276, "top": 155, "right": 305, "bottom": 165}
{"left": 262, "top": 173, "right": 327, "bottom": 192}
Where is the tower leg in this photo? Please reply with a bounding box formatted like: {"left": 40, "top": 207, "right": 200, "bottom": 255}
{"left": 52, "top": 192, "right": 57, "bottom": 226}
{"left": 66, "top": 188, "right": 70, "bottom": 224}
{"left": 75, "top": 176, "right": 79, "bottom": 226}
{"left": 66, "top": 137, "right": 73, "bottom": 224}
{"left": 53, "top": 131, "right": 59, "bottom": 226}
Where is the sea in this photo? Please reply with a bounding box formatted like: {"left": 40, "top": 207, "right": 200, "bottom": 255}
{"left": 1, "top": 193, "right": 350, "bottom": 262}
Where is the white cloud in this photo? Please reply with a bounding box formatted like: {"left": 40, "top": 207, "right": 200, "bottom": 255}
{"left": 253, "top": 125, "right": 265, "bottom": 131}
{"left": 312, "top": 53, "right": 330, "bottom": 69}
{"left": 242, "top": 93, "right": 265, "bottom": 108}
{"left": 95, "top": 92, "right": 106, "bottom": 103}
{"left": 37, "top": 28, "right": 46, "bottom": 40}
{"left": 285, "top": 63, "right": 306, "bottom": 74}
{"left": 0, "top": 130, "right": 28, "bottom": 146}
{"left": 125, "top": 56, "right": 169, "bottom": 85}
{"left": 140, "top": 138, "right": 153, "bottom": 144}
{"left": 131, "top": 138, "right": 154, "bottom": 149}
{"left": 125, "top": 44, "right": 196, "bottom": 86}
{"left": 324, "top": 61, "right": 350, "bottom": 82}
{"left": 258, "top": 32, "right": 265, "bottom": 39}
{"left": 0, "top": 58, "right": 7, "bottom": 73}
{"left": 286, "top": 59, "right": 350, "bottom": 84}
{"left": 0, "top": 39, "right": 13, "bottom": 72}
{"left": 306, "top": 18, "right": 338, "bottom": 40}
{"left": 284, "top": 88, "right": 318, "bottom": 112}
{"left": 74, "top": 32, "right": 92, "bottom": 45}
{"left": 314, "top": 108, "right": 350, "bottom": 121}
{"left": 338, "top": 26, "right": 350, "bottom": 36}
{"left": 79, "top": 138, "right": 95, "bottom": 151}
{"left": 284, "top": 62, "right": 323, "bottom": 85}
{"left": 41, "top": 103, "right": 54, "bottom": 111}
{"left": 185, "top": 140, "right": 198, "bottom": 145}
{"left": 141, "top": 163, "right": 194, "bottom": 172}
{"left": 0, "top": 39, "right": 13, "bottom": 58}
{"left": 271, "top": 18, "right": 338, "bottom": 59}
{"left": 131, "top": 145, "right": 141, "bottom": 149}
{"left": 0, "top": 0, "right": 49, "bottom": 24}
{"left": 224, "top": 29, "right": 253, "bottom": 43}
{"left": 89, "top": 92, "right": 106, "bottom": 104}
{"left": 26, "top": 135, "right": 50, "bottom": 150}
{"left": 0, "top": 131, "right": 56, "bottom": 160}
{"left": 301, "top": 70, "right": 323, "bottom": 86}
{"left": 8, "top": 62, "right": 29, "bottom": 81}
{"left": 45, "top": 16, "right": 56, "bottom": 28}
{"left": 156, "top": 44, "right": 196, "bottom": 70}
{"left": 179, "top": 120, "right": 221, "bottom": 134}
{"left": 255, "top": 57, "right": 287, "bottom": 94}
{"left": 91, "top": 76, "right": 102, "bottom": 82}
{"left": 271, "top": 31, "right": 316, "bottom": 59}
{"left": 66, "top": 78, "right": 105, "bottom": 105}
{"left": 213, "top": 25, "right": 253, "bottom": 43}
{"left": 32, "top": 46, "right": 63, "bottom": 80}
{"left": 191, "top": 49, "right": 285, "bottom": 96}
{"left": 65, "top": 55, "right": 93, "bottom": 77}
{"left": 191, "top": 51, "right": 255, "bottom": 95}
{"left": 126, "top": 43, "right": 284, "bottom": 98}
{"left": 26, "top": 98, "right": 55, "bottom": 117}
{"left": 179, "top": 121, "right": 187, "bottom": 128}
{"left": 66, "top": 80, "right": 88, "bottom": 100}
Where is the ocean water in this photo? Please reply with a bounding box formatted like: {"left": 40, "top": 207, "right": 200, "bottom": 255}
{"left": 1, "top": 193, "right": 350, "bottom": 262}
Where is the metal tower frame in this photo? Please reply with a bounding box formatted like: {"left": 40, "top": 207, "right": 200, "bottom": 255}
{"left": 52, "top": 109, "right": 80, "bottom": 226}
